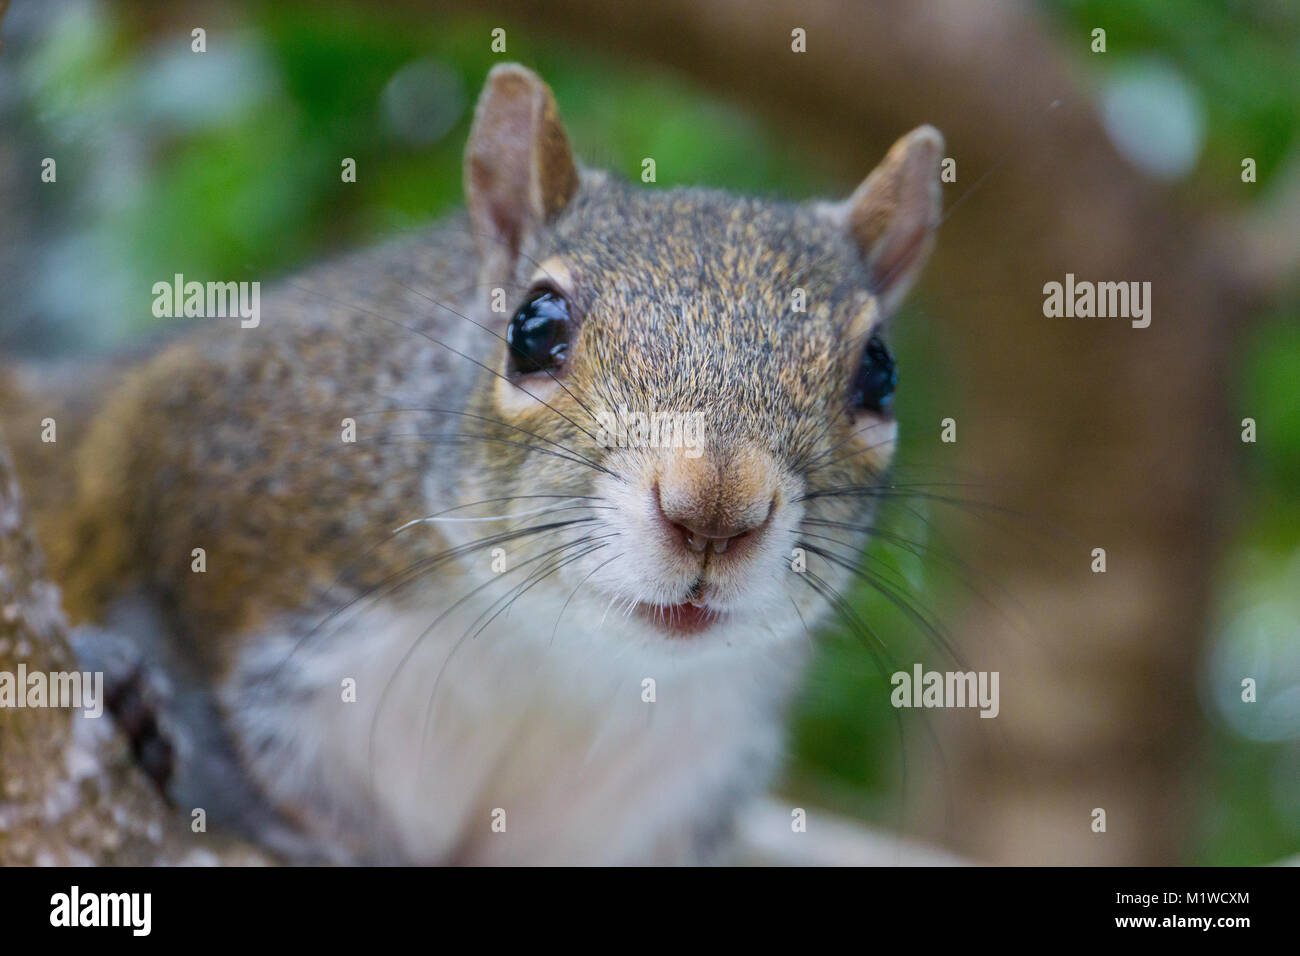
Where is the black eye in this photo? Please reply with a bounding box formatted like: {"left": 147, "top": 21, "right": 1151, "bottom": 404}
{"left": 507, "top": 290, "right": 570, "bottom": 375}
{"left": 851, "top": 333, "right": 897, "bottom": 414}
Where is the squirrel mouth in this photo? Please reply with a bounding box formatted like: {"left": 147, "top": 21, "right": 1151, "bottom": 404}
{"left": 634, "top": 599, "right": 719, "bottom": 636}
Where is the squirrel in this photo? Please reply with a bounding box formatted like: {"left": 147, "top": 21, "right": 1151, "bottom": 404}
{"left": 3, "top": 64, "right": 944, "bottom": 864}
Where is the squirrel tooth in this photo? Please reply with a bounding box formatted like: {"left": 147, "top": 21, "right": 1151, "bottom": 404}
{"left": 686, "top": 533, "right": 707, "bottom": 552}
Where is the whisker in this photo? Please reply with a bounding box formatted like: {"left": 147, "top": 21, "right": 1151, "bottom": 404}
{"left": 393, "top": 499, "right": 613, "bottom": 530}
{"left": 279, "top": 277, "right": 611, "bottom": 454}
{"left": 551, "top": 551, "right": 626, "bottom": 644}
{"left": 351, "top": 405, "right": 610, "bottom": 476}
{"left": 792, "top": 567, "right": 954, "bottom": 830}
{"left": 800, "top": 516, "right": 1032, "bottom": 634}
{"left": 467, "top": 539, "right": 615, "bottom": 643}
{"left": 390, "top": 276, "right": 608, "bottom": 433}
{"left": 261, "top": 517, "right": 598, "bottom": 686}
{"left": 273, "top": 492, "right": 603, "bottom": 638}
{"left": 798, "top": 539, "right": 968, "bottom": 670}
{"left": 414, "top": 538, "right": 615, "bottom": 776}
{"left": 355, "top": 431, "right": 615, "bottom": 476}
{"left": 369, "top": 532, "right": 610, "bottom": 782}
{"left": 797, "top": 566, "right": 894, "bottom": 665}
{"left": 795, "top": 418, "right": 896, "bottom": 477}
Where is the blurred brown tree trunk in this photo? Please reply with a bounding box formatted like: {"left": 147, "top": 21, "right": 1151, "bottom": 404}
{"left": 430, "top": 0, "right": 1269, "bottom": 863}
{"left": 0, "top": 434, "right": 271, "bottom": 865}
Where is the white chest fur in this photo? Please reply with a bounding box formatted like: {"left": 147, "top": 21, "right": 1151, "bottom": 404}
{"left": 224, "top": 580, "right": 805, "bottom": 864}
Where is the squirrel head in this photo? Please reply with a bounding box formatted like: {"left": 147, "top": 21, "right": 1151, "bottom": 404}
{"left": 459, "top": 64, "right": 943, "bottom": 646}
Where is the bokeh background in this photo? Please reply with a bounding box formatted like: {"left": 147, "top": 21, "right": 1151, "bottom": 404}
{"left": 1, "top": 0, "right": 1297, "bottom": 864}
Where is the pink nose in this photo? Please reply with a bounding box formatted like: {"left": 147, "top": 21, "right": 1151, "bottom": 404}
{"left": 654, "top": 449, "right": 777, "bottom": 557}
{"left": 658, "top": 498, "right": 769, "bottom": 554}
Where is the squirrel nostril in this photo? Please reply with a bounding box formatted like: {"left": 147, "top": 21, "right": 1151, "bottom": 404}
{"left": 655, "top": 484, "right": 773, "bottom": 557}
{"left": 677, "top": 524, "right": 747, "bottom": 554}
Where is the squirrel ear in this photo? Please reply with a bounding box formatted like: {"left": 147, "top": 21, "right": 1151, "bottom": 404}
{"left": 464, "top": 64, "right": 579, "bottom": 269}
{"left": 844, "top": 125, "right": 944, "bottom": 315}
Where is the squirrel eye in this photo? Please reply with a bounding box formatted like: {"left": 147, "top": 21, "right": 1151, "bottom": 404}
{"left": 507, "top": 290, "right": 570, "bottom": 375}
{"left": 851, "top": 333, "right": 897, "bottom": 414}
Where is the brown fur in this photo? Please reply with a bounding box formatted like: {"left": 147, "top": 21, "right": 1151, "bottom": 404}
{"left": 0, "top": 68, "right": 941, "bottom": 860}
{"left": 5, "top": 75, "right": 936, "bottom": 674}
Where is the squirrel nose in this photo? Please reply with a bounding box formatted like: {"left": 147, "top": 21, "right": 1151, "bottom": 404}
{"left": 655, "top": 451, "right": 777, "bottom": 556}
{"left": 661, "top": 511, "right": 764, "bottom": 554}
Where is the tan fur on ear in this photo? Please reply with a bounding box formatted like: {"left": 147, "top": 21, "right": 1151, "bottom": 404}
{"left": 846, "top": 125, "right": 944, "bottom": 315}
{"left": 464, "top": 64, "right": 578, "bottom": 266}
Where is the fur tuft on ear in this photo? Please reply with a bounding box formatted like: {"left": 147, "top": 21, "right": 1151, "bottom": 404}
{"left": 844, "top": 125, "right": 945, "bottom": 315}
{"left": 464, "top": 64, "right": 579, "bottom": 273}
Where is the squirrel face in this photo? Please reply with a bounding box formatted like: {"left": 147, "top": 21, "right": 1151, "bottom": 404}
{"left": 459, "top": 65, "right": 943, "bottom": 645}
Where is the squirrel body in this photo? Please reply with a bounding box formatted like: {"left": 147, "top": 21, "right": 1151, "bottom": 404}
{"left": 5, "top": 65, "right": 944, "bottom": 864}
